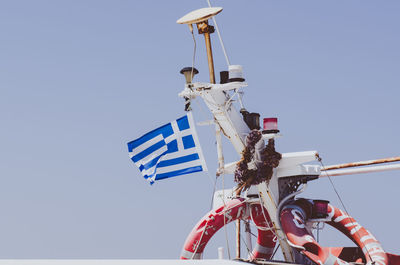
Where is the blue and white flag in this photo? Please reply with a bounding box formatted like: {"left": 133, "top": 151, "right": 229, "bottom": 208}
{"left": 127, "top": 112, "right": 207, "bottom": 184}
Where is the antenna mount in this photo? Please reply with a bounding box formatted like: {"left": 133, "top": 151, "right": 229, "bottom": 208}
{"left": 177, "top": 7, "right": 223, "bottom": 84}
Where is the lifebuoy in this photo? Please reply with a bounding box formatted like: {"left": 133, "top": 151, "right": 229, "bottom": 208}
{"left": 180, "top": 198, "right": 276, "bottom": 260}
{"left": 280, "top": 200, "right": 389, "bottom": 265}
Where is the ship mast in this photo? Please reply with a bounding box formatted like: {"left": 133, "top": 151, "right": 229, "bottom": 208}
{"left": 177, "top": 6, "right": 400, "bottom": 263}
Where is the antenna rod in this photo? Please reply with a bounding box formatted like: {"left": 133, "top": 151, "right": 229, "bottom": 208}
{"left": 177, "top": 7, "right": 223, "bottom": 84}
{"left": 197, "top": 21, "right": 216, "bottom": 83}
{"left": 321, "top": 156, "right": 400, "bottom": 171}
{"left": 320, "top": 163, "right": 400, "bottom": 177}
{"left": 204, "top": 32, "right": 216, "bottom": 83}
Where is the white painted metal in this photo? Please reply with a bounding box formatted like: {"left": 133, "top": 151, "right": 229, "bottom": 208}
{"left": 215, "top": 123, "right": 225, "bottom": 175}
{"left": 180, "top": 78, "right": 323, "bottom": 262}
{"left": 228, "top": 65, "right": 243, "bottom": 80}
{"left": 222, "top": 151, "right": 320, "bottom": 177}
{"left": 262, "top": 133, "right": 282, "bottom": 140}
{"left": 276, "top": 164, "right": 320, "bottom": 179}
{"left": 176, "top": 7, "right": 223, "bottom": 25}
{"left": 320, "top": 163, "right": 400, "bottom": 177}
{"left": 213, "top": 188, "right": 235, "bottom": 209}
{"left": 222, "top": 161, "right": 237, "bottom": 175}
{"left": 278, "top": 151, "right": 318, "bottom": 168}
{"left": 218, "top": 247, "right": 224, "bottom": 260}
{"left": 179, "top": 82, "right": 250, "bottom": 154}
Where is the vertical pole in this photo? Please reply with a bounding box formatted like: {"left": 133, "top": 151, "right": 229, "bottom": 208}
{"left": 218, "top": 247, "right": 224, "bottom": 260}
{"left": 236, "top": 217, "right": 241, "bottom": 259}
{"left": 235, "top": 188, "right": 241, "bottom": 259}
{"left": 215, "top": 123, "right": 224, "bottom": 174}
{"left": 204, "top": 32, "right": 216, "bottom": 84}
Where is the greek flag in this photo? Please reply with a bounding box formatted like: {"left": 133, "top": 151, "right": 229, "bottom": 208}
{"left": 127, "top": 112, "right": 207, "bottom": 184}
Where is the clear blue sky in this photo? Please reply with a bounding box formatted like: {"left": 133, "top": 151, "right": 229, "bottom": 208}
{"left": 0, "top": 0, "right": 399, "bottom": 259}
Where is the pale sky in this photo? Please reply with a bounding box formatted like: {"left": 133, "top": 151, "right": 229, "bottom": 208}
{"left": 0, "top": 0, "right": 399, "bottom": 259}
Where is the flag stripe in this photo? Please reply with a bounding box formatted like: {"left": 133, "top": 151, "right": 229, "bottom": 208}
{"left": 162, "top": 147, "right": 196, "bottom": 160}
{"left": 156, "top": 159, "right": 202, "bottom": 174}
{"left": 131, "top": 139, "right": 166, "bottom": 162}
{"left": 129, "top": 124, "right": 173, "bottom": 149}
{"left": 155, "top": 166, "right": 203, "bottom": 181}
{"left": 158, "top": 153, "right": 200, "bottom": 168}
{"left": 141, "top": 165, "right": 157, "bottom": 178}
{"left": 129, "top": 134, "right": 164, "bottom": 157}
{"left": 134, "top": 145, "right": 168, "bottom": 166}
{"left": 140, "top": 153, "right": 164, "bottom": 171}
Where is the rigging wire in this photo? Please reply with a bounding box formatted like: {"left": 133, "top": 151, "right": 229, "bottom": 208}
{"left": 270, "top": 243, "right": 280, "bottom": 260}
{"left": 222, "top": 171, "right": 232, "bottom": 259}
{"left": 209, "top": 176, "right": 218, "bottom": 210}
{"left": 205, "top": 0, "right": 231, "bottom": 66}
{"left": 317, "top": 155, "right": 374, "bottom": 262}
{"left": 190, "top": 30, "right": 197, "bottom": 82}
{"left": 188, "top": 11, "right": 231, "bottom": 257}
{"left": 239, "top": 226, "right": 254, "bottom": 260}
{"left": 190, "top": 100, "right": 218, "bottom": 210}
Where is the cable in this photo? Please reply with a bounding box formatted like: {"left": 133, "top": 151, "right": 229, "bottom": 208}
{"left": 270, "top": 243, "right": 280, "bottom": 260}
{"left": 209, "top": 175, "right": 218, "bottom": 210}
{"left": 190, "top": 30, "right": 197, "bottom": 82}
{"left": 222, "top": 171, "right": 232, "bottom": 259}
{"left": 240, "top": 227, "right": 253, "bottom": 260}
{"left": 205, "top": 0, "right": 230, "bottom": 66}
{"left": 317, "top": 155, "right": 374, "bottom": 262}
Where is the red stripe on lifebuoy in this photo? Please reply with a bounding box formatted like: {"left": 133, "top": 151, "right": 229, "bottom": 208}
{"left": 180, "top": 199, "right": 276, "bottom": 260}
{"left": 280, "top": 201, "right": 389, "bottom": 265}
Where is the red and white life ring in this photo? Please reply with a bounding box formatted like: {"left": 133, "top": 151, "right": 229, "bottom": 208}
{"left": 280, "top": 201, "right": 389, "bottom": 265}
{"left": 180, "top": 198, "right": 276, "bottom": 260}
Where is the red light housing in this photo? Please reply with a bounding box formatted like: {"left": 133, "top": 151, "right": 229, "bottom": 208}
{"left": 312, "top": 200, "right": 329, "bottom": 219}
{"left": 263, "top": 117, "right": 279, "bottom": 134}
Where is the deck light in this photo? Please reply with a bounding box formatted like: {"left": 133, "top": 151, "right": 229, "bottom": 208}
{"left": 180, "top": 67, "right": 199, "bottom": 84}
{"left": 312, "top": 200, "right": 329, "bottom": 219}
{"left": 263, "top": 117, "right": 279, "bottom": 134}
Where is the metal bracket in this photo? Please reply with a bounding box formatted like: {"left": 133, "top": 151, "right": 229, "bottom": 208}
{"left": 197, "top": 22, "right": 215, "bottom": 34}
{"left": 278, "top": 175, "right": 318, "bottom": 202}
